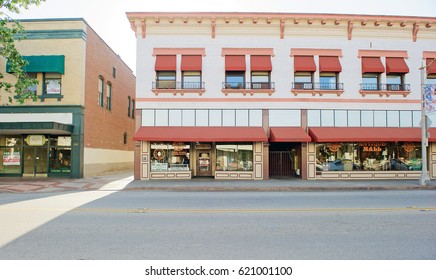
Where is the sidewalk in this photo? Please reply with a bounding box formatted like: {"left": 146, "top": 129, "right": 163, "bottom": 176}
{"left": 1, "top": 171, "right": 436, "bottom": 193}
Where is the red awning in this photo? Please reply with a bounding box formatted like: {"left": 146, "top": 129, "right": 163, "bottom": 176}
{"left": 309, "top": 127, "right": 421, "bottom": 142}
{"left": 181, "top": 55, "right": 202, "bottom": 71}
{"left": 250, "top": 55, "right": 272, "bottom": 71}
{"left": 133, "top": 126, "right": 268, "bottom": 142}
{"left": 270, "top": 127, "right": 311, "bottom": 142}
{"left": 155, "top": 55, "right": 176, "bottom": 71}
{"left": 428, "top": 128, "right": 436, "bottom": 142}
{"left": 225, "top": 55, "right": 246, "bottom": 71}
{"left": 294, "top": 56, "right": 316, "bottom": 72}
{"left": 426, "top": 58, "right": 436, "bottom": 75}
{"left": 319, "top": 56, "right": 342, "bottom": 72}
{"left": 386, "top": 57, "right": 409, "bottom": 74}
{"left": 361, "top": 57, "right": 385, "bottom": 73}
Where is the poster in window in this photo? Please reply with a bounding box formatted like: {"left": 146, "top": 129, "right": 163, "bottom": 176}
{"left": 3, "top": 152, "right": 20, "bottom": 166}
{"left": 46, "top": 80, "right": 61, "bottom": 94}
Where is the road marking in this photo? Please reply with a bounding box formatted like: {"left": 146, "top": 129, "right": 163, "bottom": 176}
{"left": 0, "top": 176, "right": 133, "bottom": 248}
{"left": 72, "top": 207, "right": 436, "bottom": 214}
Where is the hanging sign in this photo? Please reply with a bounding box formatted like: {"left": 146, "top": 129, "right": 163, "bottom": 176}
{"left": 25, "top": 135, "right": 47, "bottom": 146}
{"left": 425, "top": 85, "right": 436, "bottom": 114}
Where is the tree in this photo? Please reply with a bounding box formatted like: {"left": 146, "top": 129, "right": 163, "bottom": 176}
{"left": 0, "top": 0, "right": 45, "bottom": 104}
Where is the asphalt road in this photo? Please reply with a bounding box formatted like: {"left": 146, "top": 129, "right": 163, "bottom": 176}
{"left": 0, "top": 190, "right": 435, "bottom": 260}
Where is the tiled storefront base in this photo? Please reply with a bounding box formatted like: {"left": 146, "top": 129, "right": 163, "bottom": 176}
{"left": 316, "top": 171, "right": 421, "bottom": 179}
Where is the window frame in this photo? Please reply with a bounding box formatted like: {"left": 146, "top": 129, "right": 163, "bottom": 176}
{"left": 225, "top": 71, "right": 245, "bottom": 89}
{"left": 106, "top": 82, "right": 112, "bottom": 110}
{"left": 98, "top": 76, "right": 104, "bottom": 107}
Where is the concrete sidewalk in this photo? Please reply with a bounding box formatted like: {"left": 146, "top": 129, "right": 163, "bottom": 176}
{"left": 1, "top": 171, "right": 436, "bottom": 193}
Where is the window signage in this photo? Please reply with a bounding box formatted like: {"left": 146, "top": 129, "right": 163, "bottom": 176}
{"left": 327, "top": 143, "right": 341, "bottom": 152}
{"left": 25, "top": 135, "right": 47, "bottom": 146}
{"left": 195, "top": 143, "right": 211, "bottom": 150}
{"left": 2, "top": 152, "right": 20, "bottom": 166}
{"left": 361, "top": 142, "right": 386, "bottom": 152}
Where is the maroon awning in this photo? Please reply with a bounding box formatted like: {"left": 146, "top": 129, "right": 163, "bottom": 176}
{"left": 270, "top": 127, "right": 311, "bottom": 142}
{"left": 294, "top": 56, "right": 316, "bottom": 72}
{"left": 181, "top": 55, "right": 202, "bottom": 71}
{"left": 319, "top": 56, "right": 342, "bottom": 72}
{"left": 134, "top": 126, "right": 268, "bottom": 142}
{"left": 225, "top": 55, "right": 246, "bottom": 71}
{"left": 386, "top": 57, "right": 409, "bottom": 74}
{"left": 426, "top": 58, "right": 436, "bottom": 75}
{"left": 309, "top": 127, "right": 421, "bottom": 142}
{"left": 250, "top": 55, "right": 272, "bottom": 71}
{"left": 155, "top": 55, "right": 176, "bottom": 71}
{"left": 361, "top": 57, "right": 385, "bottom": 73}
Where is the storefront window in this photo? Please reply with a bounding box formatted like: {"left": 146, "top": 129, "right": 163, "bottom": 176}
{"left": 0, "top": 136, "right": 22, "bottom": 174}
{"left": 315, "top": 142, "right": 422, "bottom": 172}
{"left": 216, "top": 144, "right": 253, "bottom": 171}
{"left": 49, "top": 136, "right": 72, "bottom": 174}
{"left": 151, "top": 142, "right": 190, "bottom": 172}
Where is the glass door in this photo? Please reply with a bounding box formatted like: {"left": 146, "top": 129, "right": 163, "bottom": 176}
{"left": 23, "top": 147, "right": 48, "bottom": 177}
{"left": 197, "top": 151, "right": 212, "bottom": 176}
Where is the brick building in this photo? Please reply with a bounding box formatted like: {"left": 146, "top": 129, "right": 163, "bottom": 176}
{"left": 127, "top": 12, "right": 436, "bottom": 180}
{"left": 0, "top": 18, "right": 136, "bottom": 178}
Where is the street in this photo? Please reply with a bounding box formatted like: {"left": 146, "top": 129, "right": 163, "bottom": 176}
{"left": 0, "top": 183, "right": 435, "bottom": 260}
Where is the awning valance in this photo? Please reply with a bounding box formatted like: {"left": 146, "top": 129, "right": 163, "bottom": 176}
{"left": 294, "top": 56, "right": 316, "bottom": 72}
{"left": 7, "top": 55, "right": 65, "bottom": 74}
{"left": 319, "top": 56, "right": 342, "bottom": 72}
{"left": 270, "top": 127, "right": 311, "bottom": 142}
{"left": 155, "top": 55, "right": 176, "bottom": 71}
{"left": 225, "top": 55, "right": 246, "bottom": 71}
{"left": 361, "top": 57, "right": 385, "bottom": 73}
{"left": 0, "top": 122, "right": 73, "bottom": 135}
{"left": 250, "top": 55, "right": 272, "bottom": 71}
{"left": 133, "top": 127, "right": 268, "bottom": 142}
{"left": 386, "top": 57, "right": 409, "bottom": 74}
{"left": 309, "top": 127, "right": 421, "bottom": 142}
{"left": 181, "top": 55, "right": 202, "bottom": 71}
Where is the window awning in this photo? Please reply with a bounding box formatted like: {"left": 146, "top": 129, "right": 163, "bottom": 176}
{"left": 386, "top": 57, "right": 409, "bottom": 74}
{"left": 426, "top": 58, "right": 436, "bottom": 75}
{"left": 155, "top": 55, "right": 177, "bottom": 71}
{"left": 319, "top": 56, "right": 342, "bottom": 72}
{"left": 133, "top": 127, "right": 268, "bottom": 142}
{"left": 250, "top": 55, "right": 272, "bottom": 71}
{"left": 293, "top": 56, "right": 316, "bottom": 72}
{"left": 225, "top": 55, "right": 246, "bottom": 71}
{"left": 181, "top": 55, "right": 202, "bottom": 71}
{"left": 270, "top": 127, "right": 311, "bottom": 142}
{"left": 6, "top": 55, "right": 65, "bottom": 74}
{"left": 309, "top": 127, "right": 421, "bottom": 142}
{"left": 361, "top": 57, "right": 385, "bottom": 73}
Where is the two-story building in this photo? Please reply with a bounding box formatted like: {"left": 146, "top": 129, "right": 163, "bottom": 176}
{"left": 0, "top": 18, "right": 136, "bottom": 178}
{"left": 127, "top": 12, "right": 436, "bottom": 181}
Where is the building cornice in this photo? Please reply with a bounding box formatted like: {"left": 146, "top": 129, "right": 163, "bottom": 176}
{"left": 127, "top": 12, "right": 436, "bottom": 41}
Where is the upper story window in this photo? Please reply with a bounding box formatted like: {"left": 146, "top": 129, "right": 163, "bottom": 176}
{"left": 224, "top": 55, "right": 246, "bottom": 89}
{"left": 106, "top": 82, "right": 112, "bottom": 110}
{"left": 251, "top": 71, "right": 270, "bottom": 89}
{"left": 156, "top": 71, "right": 176, "bottom": 89}
{"left": 294, "top": 72, "right": 313, "bottom": 90}
{"left": 426, "top": 58, "right": 436, "bottom": 84}
{"left": 293, "top": 56, "right": 316, "bottom": 90}
{"left": 361, "top": 57, "right": 384, "bottom": 91}
{"left": 427, "top": 75, "right": 436, "bottom": 85}
{"left": 181, "top": 55, "right": 202, "bottom": 89}
{"left": 131, "top": 99, "right": 135, "bottom": 119}
{"left": 385, "top": 57, "right": 409, "bottom": 91}
{"left": 319, "top": 73, "right": 338, "bottom": 90}
{"left": 250, "top": 55, "right": 272, "bottom": 89}
{"left": 127, "top": 96, "right": 131, "bottom": 117}
{"left": 44, "top": 73, "right": 62, "bottom": 95}
{"left": 182, "top": 71, "right": 201, "bottom": 89}
{"left": 98, "top": 76, "right": 104, "bottom": 107}
{"left": 362, "top": 73, "right": 380, "bottom": 90}
{"left": 26, "top": 73, "right": 37, "bottom": 94}
{"left": 112, "top": 66, "right": 117, "bottom": 78}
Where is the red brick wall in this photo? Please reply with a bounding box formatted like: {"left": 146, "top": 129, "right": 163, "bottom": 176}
{"left": 83, "top": 25, "right": 136, "bottom": 151}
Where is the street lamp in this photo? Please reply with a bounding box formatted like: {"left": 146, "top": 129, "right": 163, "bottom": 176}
{"left": 419, "top": 58, "right": 436, "bottom": 186}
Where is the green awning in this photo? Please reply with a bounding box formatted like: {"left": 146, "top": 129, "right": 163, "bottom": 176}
{"left": 6, "top": 55, "right": 65, "bottom": 74}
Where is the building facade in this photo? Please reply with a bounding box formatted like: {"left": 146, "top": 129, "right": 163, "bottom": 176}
{"left": 0, "top": 19, "right": 136, "bottom": 178}
{"left": 127, "top": 12, "right": 436, "bottom": 180}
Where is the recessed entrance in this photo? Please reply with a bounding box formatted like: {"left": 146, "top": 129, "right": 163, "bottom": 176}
{"left": 23, "top": 147, "right": 48, "bottom": 177}
{"left": 196, "top": 150, "right": 212, "bottom": 177}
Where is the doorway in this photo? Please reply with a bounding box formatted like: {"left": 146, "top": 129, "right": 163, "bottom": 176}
{"left": 196, "top": 150, "right": 212, "bottom": 176}
{"left": 23, "top": 147, "right": 48, "bottom": 177}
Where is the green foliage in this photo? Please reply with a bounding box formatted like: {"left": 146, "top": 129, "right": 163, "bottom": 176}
{"left": 0, "top": 0, "right": 45, "bottom": 104}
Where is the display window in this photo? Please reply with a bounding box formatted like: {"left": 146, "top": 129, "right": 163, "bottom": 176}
{"left": 0, "top": 136, "right": 22, "bottom": 174}
{"left": 315, "top": 142, "right": 422, "bottom": 172}
{"left": 151, "top": 142, "right": 190, "bottom": 172}
{"left": 216, "top": 143, "right": 253, "bottom": 171}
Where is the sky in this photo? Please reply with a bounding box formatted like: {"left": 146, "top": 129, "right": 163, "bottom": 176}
{"left": 4, "top": 0, "right": 436, "bottom": 73}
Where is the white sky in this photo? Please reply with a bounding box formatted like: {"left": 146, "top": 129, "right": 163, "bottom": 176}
{"left": 5, "top": 0, "right": 436, "bottom": 73}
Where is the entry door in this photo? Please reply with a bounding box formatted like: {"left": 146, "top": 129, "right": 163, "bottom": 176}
{"left": 197, "top": 151, "right": 212, "bottom": 176}
{"left": 23, "top": 148, "right": 48, "bottom": 176}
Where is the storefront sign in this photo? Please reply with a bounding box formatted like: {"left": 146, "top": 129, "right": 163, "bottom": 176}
{"left": 195, "top": 143, "right": 211, "bottom": 150}
{"left": 172, "top": 142, "right": 185, "bottom": 151}
{"left": 327, "top": 143, "right": 341, "bottom": 152}
{"left": 361, "top": 142, "right": 385, "bottom": 152}
{"left": 153, "top": 149, "right": 166, "bottom": 160}
{"left": 58, "top": 137, "right": 72, "bottom": 146}
{"left": 25, "top": 135, "right": 47, "bottom": 146}
{"left": 2, "top": 152, "right": 20, "bottom": 166}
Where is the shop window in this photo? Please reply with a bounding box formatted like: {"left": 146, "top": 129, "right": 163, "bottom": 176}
{"left": 216, "top": 144, "right": 253, "bottom": 171}
{"left": 182, "top": 71, "right": 201, "bottom": 89}
{"left": 106, "top": 82, "right": 112, "bottom": 110}
{"left": 0, "top": 136, "right": 22, "bottom": 175}
{"left": 151, "top": 143, "right": 190, "bottom": 172}
{"left": 315, "top": 142, "right": 421, "bottom": 173}
{"left": 251, "top": 71, "right": 271, "bottom": 89}
{"left": 156, "top": 71, "right": 176, "bottom": 89}
{"left": 98, "top": 76, "right": 104, "bottom": 107}
{"left": 44, "top": 73, "right": 62, "bottom": 95}
{"left": 361, "top": 73, "right": 380, "bottom": 90}
{"left": 225, "top": 71, "right": 245, "bottom": 89}
{"left": 294, "top": 72, "right": 313, "bottom": 89}
{"left": 319, "top": 73, "right": 338, "bottom": 90}
{"left": 49, "top": 136, "right": 71, "bottom": 174}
